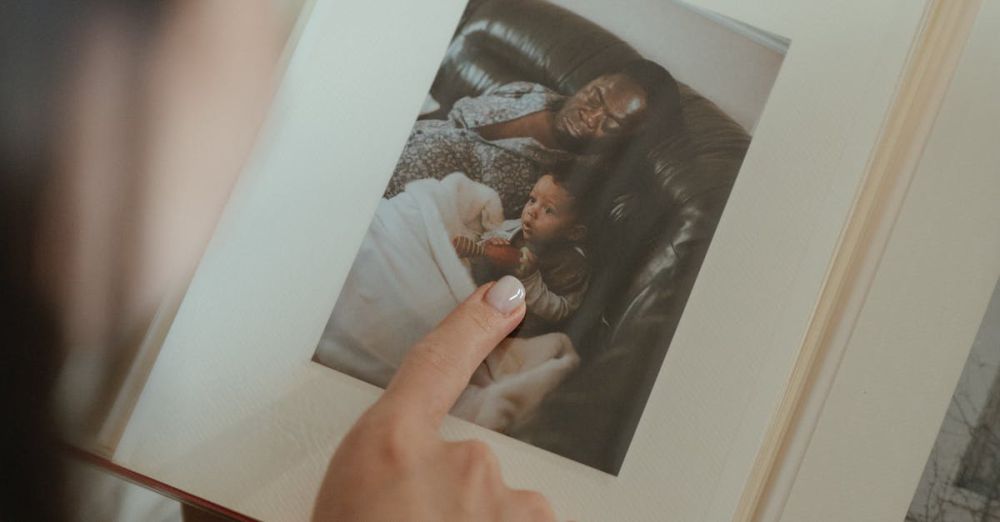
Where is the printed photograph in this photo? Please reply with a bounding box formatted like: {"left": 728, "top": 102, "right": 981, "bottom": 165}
{"left": 907, "top": 279, "right": 1000, "bottom": 521}
{"left": 314, "top": 0, "right": 788, "bottom": 474}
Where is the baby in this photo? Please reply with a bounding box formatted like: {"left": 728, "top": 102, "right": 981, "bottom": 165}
{"left": 453, "top": 170, "right": 591, "bottom": 335}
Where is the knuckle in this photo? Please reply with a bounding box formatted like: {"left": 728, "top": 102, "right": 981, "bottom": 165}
{"left": 455, "top": 440, "right": 499, "bottom": 478}
{"left": 409, "top": 339, "right": 464, "bottom": 379}
{"left": 377, "top": 424, "right": 415, "bottom": 469}
{"left": 467, "top": 306, "right": 499, "bottom": 336}
{"left": 355, "top": 410, "right": 417, "bottom": 469}
{"left": 465, "top": 440, "right": 493, "bottom": 461}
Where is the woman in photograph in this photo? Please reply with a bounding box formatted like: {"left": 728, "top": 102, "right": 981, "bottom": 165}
{"left": 384, "top": 59, "right": 683, "bottom": 218}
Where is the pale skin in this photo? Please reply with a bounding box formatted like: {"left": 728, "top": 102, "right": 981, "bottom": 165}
{"left": 312, "top": 281, "right": 557, "bottom": 522}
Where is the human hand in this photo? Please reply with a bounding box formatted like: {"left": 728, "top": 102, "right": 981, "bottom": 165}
{"left": 515, "top": 247, "right": 539, "bottom": 278}
{"left": 312, "top": 276, "right": 557, "bottom": 522}
{"left": 484, "top": 237, "right": 511, "bottom": 247}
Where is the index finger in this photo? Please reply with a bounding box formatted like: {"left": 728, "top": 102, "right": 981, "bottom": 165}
{"left": 378, "top": 276, "right": 526, "bottom": 427}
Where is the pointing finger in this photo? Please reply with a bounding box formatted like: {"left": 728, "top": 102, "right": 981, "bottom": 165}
{"left": 379, "top": 276, "right": 526, "bottom": 427}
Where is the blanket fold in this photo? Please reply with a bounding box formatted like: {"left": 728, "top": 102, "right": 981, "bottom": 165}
{"left": 316, "top": 173, "right": 578, "bottom": 431}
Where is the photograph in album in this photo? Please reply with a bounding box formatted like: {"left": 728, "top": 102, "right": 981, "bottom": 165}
{"left": 313, "top": 0, "right": 787, "bottom": 474}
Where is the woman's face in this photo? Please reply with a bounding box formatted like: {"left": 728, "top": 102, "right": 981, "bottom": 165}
{"left": 553, "top": 73, "right": 648, "bottom": 151}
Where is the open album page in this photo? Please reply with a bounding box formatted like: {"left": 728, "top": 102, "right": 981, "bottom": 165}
{"left": 113, "top": 0, "right": 942, "bottom": 520}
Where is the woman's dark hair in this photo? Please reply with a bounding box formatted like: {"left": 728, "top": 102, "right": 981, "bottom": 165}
{"left": 617, "top": 59, "right": 683, "bottom": 133}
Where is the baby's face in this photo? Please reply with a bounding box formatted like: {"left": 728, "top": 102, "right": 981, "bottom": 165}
{"left": 521, "top": 175, "right": 579, "bottom": 245}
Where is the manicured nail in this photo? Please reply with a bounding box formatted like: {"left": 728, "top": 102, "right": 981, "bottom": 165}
{"left": 485, "top": 276, "right": 525, "bottom": 315}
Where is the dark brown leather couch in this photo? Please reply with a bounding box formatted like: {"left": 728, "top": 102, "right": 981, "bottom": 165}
{"left": 430, "top": 0, "right": 751, "bottom": 474}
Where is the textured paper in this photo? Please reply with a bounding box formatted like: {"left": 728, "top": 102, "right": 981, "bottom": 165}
{"left": 115, "top": 0, "right": 936, "bottom": 520}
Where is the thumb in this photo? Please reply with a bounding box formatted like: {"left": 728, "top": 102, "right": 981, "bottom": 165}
{"left": 380, "top": 276, "right": 526, "bottom": 427}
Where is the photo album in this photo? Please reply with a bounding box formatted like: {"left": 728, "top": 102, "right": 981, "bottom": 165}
{"left": 58, "top": 0, "right": 1000, "bottom": 520}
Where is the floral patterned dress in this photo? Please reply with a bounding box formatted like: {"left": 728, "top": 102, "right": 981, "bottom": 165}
{"left": 384, "top": 82, "right": 581, "bottom": 218}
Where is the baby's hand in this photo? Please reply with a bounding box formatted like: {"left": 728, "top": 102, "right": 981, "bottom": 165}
{"left": 484, "top": 237, "right": 510, "bottom": 247}
{"left": 515, "top": 247, "right": 538, "bottom": 278}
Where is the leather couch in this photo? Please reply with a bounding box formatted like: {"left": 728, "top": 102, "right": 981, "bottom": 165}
{"left": 429, "top": 0, "right": 751, "bottom": 473}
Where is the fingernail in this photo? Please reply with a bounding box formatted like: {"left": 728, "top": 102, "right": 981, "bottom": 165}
{"left": 485, "top": 276, "right": 525, "bottom": 315}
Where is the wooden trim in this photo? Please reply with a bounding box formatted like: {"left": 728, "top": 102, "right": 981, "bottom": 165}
{"left": 735, "top": 0, "right": 984, "bottom": 519}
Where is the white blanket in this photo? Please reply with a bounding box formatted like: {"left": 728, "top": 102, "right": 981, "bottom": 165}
{"left": 316, "top": 173, "right": 578, "bottom": 431}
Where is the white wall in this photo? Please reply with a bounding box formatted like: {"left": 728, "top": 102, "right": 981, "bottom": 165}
{"left": 546, "top": 0, "right": 786, "bottom": 133}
